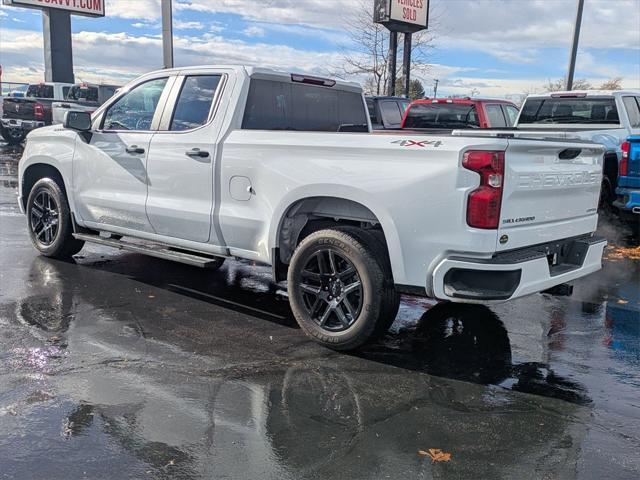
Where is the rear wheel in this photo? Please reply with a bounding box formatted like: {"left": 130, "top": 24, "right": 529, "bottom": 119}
{"left": 26, "top": 178, "right": 84, "bottom": 258}
{"left": 288, "top": 228, "right": 395, "bottom": 350}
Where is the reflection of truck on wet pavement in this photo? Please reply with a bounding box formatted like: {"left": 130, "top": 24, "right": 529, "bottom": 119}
{"left": 18, "top": 65, "right": 607, "bottom": 350}
{"left": 1, "top": 82, "right": 72, "bottom": 145}
{"left": 458, "top": 90, "right": 640, "bottom": 209}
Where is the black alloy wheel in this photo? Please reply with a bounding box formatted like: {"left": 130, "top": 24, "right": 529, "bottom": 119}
{"left": 30, "top": 190, "right": 60, "bottom": 247}
{"left": 299, "top": 249, "right": 363, "bottom": 332}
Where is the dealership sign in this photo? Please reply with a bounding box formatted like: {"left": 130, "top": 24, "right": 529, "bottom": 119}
{"left": 374, "top": 0, "right": 429, "bottom": 32}
{"left": 2, "top": 0, "right": 105, "bottom": 17}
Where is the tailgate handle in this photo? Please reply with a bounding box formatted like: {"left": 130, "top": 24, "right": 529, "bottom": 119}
{"left": 559, "top": 148, "right": 582, "bottom": 160}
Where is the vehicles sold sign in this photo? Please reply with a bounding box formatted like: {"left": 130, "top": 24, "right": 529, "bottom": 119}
{"left": 2, "top": 0, "right": 105, "bottom": 17}
{"left": 374, "top": 0, "right": 429, "bottom": 32}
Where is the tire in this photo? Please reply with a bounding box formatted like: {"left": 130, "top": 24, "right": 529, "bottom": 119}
{"left": 287, "top": 228, "right": 393, "bottom": 351}
{"left": 333, "top": 226, "right": 400, "bottom": 337}
{"left": 598, "top": 176, "right": 614, "bottom": 213}
{"left": 26, "top": 178, "right": 84, "bottom": 259}
{"left": 1, "top": 126, "right": 26, "bottom": 145}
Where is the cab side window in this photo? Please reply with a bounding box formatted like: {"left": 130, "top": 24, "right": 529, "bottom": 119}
{"left": 103, "top": 78, "right": 168, "bottom": 131}
{"left": 503, "top": 105, "right": 520, "bottom": 126}
{"left": 170, "top": 75, "right": 222, "bottom": 131}
{"left": 622, "top": 96, "right": 640, "bottom": 128}
{"left": 485, "top": 104, "right": 507, "bottom": 127}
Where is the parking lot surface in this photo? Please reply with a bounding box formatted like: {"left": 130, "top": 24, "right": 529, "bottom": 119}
{"left": 0, "top": 142, "right": 638, "bottom": 479}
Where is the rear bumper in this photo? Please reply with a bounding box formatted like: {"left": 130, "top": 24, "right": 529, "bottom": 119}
{"left": 1, "top": 118, "right": 45, "bottom": 131}
{"left": 431, "top": 235, "right": 606, "bottom": 302}
{"left": 614, "top": 186, "right": 640, "bottom": 213}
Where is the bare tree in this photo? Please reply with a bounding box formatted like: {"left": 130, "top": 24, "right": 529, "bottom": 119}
{"left": 544, "top": 78, "right": 592, "bottom": 92}
{"left": 335, "top": 0, "right": 435, "bottom": 96}
{"left": 599, "top": 77, "right": 623, "bottom": 90}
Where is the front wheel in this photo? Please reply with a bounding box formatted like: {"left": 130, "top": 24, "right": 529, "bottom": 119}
{"left": 287, "top": 228, "right": 394, "bottom": 351}
{"left": 26, "top": 178, "right": 84, "bottom": 258}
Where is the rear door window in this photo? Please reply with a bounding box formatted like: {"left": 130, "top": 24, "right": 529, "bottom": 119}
{"left": 403, "top": 103, "right": 479, "bottom": 129}
{"left": 485, "top": 104, "right": 507, "bottom": 127}
{"left": 170, "top": 75, "right": 222, "bottom": 131}
{"left": 622, "top": 96, "right": 640, "bottom": 128}
{"left": 242, "top": 79, "right": 367, "bottom": 132}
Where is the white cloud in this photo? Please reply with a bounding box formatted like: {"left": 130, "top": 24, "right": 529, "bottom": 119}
{"left": 105, "top": 0, "right": 161, "bottom": 21}
{"left": 174, "top": 20, "right": 205, "bottom": 30}
{"left": 243, "top": 25, "right": 265, "bottom": 37}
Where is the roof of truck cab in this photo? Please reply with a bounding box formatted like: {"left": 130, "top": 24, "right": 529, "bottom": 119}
{"left": 410, "top": 97, "right": 517, "bottom": 105}
{"left": 141, "top": 65, "right": 361, "bottom": 91}
{"left": 526, "top": 89, "right": 640, "bottom": 98}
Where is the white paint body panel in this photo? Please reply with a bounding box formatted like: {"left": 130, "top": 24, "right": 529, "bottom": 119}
{"left": 18, "top": 66, "right": 607, "bottom": 302}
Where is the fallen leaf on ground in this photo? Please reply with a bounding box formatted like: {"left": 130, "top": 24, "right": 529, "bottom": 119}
{"left": 419, "top": 448, "right": 452, "bottom": 463}
{"left": 603, "top": 246, "right": 640, "bottom": 261}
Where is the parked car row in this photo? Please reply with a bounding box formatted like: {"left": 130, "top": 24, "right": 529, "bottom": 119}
{"left": 367, "top": 90, "right": 640, "bottom": 225}
{"left": 0, "top": 81, "right": 119, "bottom": 145}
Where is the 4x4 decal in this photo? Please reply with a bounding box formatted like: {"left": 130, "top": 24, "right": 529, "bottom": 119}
{"left": 392, "top": 139, "right": 443, "bottom": 147}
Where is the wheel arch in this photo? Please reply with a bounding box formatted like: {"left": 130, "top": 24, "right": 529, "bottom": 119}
{"left": 21, "top": 163, "right": 68, "bottom": 212}
{"left": 269, "top": 187, "right": 405, "bottom": 283}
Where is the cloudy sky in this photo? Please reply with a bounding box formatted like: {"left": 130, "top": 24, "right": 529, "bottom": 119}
{"left": 0, "top": 0, "right": 638, "bottom": 97}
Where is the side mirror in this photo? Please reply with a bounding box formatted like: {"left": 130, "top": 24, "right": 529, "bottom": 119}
{"left": 64, "top": 111, "right": 92, "bottom": 131}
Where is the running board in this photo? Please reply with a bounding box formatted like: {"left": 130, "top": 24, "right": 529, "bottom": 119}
{"left": 72, "top": 233, "right": 226, "bottom": 268}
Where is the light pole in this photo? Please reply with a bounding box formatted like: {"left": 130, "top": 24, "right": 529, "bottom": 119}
{"left": 433, "top": 79, "right": 439, "bottom": 98}
{"left": 565, "top": 0, "right": 584, "bottom": 90}
{"left": 161, "top": 0, "right": 174, "bottom": 69}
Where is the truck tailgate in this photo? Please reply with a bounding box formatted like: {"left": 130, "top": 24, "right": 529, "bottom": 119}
{"left": 497, "top": 139, "right": 603, "bottom": 251}
{"left": 2, "top": 97, "right": 36, "bottom": 120}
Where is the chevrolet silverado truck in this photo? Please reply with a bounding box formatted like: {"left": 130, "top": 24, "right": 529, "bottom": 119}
{"left": 1, "top": 82, "right": 73, "bottom": 145}
{"left": 455, "top": 90, "right": 640, "bottom": 208}
{"left": 18, "top": 66, "right": 607, "bottom": 350}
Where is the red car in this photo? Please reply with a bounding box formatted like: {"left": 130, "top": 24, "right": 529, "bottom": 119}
{"left": 401, "top": 97, "right": 520, "bottom": 129}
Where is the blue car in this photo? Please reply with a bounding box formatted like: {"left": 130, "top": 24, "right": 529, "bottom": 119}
{"left": 615, "top": 136, "right": 640, "bottom": 233}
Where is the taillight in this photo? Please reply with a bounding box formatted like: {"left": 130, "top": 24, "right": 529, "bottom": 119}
{"left": 34, "top": 102, "right": 45, "bottom": 120}
{"left": 620, "top": 141, "right": 629, "bottom": 177}
{"left": 463, "top": 150, "right": 505, "bottom": 229}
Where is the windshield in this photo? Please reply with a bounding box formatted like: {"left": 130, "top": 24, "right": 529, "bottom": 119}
{"left": 519, "top": 97, "right": 620, "bottom": 124}
{"left": 66, "top": 85, "right": 98, "bottom": 102}
{"left": 403, "top": 103, "right": 479, "bottom": 129}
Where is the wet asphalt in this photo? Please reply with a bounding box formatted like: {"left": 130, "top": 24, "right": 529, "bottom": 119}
{"left": 0, "top": 141, "right": 638, "bottom": 480}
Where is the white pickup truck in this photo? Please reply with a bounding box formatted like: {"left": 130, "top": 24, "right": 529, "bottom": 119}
{"left": 458, "top": 90, "right": 640, "bottom": 206}
{"left": 18, "top": 66, "right": 607, "bottom": 350}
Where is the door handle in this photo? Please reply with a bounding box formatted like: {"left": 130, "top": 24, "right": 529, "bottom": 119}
{"left": 186, "top": 148, "right": 209, "bottom": 158}
{"left": 125, "top": 145, "right": 145, "bottom": 154}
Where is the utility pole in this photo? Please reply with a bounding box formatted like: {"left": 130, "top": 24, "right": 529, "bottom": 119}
{"left": 565, "top": 0, "right": 584, "bottom": 90}
{"left": 387, "top": 31, "right": 398, "bottom": 96}
{"left": 161, "top": 0, "right": 174, "bottom": 69}
{"left": 402, "top": 33, "right": 412, "bottom": 98}
{"left": 433, "top": 79, "right": 439, "bottom": 98}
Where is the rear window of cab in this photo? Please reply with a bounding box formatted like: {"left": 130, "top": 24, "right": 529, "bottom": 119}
{"left": 242, "top": 79, "right": 367, "bottom": 132}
